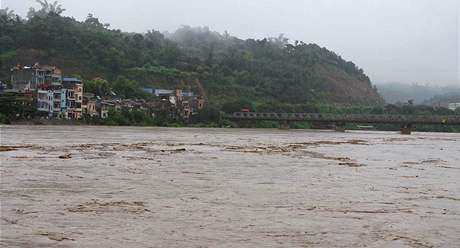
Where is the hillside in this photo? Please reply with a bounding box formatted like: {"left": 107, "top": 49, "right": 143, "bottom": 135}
{"left": 0, "top": 7, "right": 383, "bottom": 109}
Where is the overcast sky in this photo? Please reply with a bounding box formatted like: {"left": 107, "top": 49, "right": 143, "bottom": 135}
{"left": 2, "top": 0, "right": 459, "bottom": 86}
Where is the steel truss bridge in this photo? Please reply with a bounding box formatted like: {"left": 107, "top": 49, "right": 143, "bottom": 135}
{"left": 225, "top": 112, "right": 460, "bottom": 134}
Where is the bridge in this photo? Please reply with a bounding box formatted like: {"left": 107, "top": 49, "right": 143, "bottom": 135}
{"left": 225, "top": 112, "right": 460, "bottom": 134}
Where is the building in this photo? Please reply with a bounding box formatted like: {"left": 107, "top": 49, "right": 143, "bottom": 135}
{"left": 196, "top": 96, "right": 205, "bottom": 111}
{"left": 51, "top": 88, "right": 71, "bottom": 119}
{"left": 98, "top": 99, "right": 110, "bottom": 119}
{"left": 35, "top": 87, "right": 73, "bottom": 118}
{"left": 143, "top": 87, "right": 154, "bottom": 94}
{"left": 36, "top": 90, "right": 54, "bottom": 117}
{"left": 448, "top": 103, "right": 460, "bottom": 111}
{"left": 83, "top": 95, "right": 110, "bottom": 119}
{"left": 63, "top": 78, "right": 84, "bottom": 119}
{"left": 11, "top": 63, "right": 62, "bottom": 92}
{"left": 101, "top": 101, "right": 113, "bottom": 119}
{"left": 154, "top": 89, "right": 174, "bottom": 97}
{"left": 85, "top": 99, "right": 98, "bottom": 117}
{"left": 148, "top": 88, "right": 195, "bottom": 98}
{"left": 143, "top": 85, "right": 205, "bottom": 121}
{"left": 83, "top": 93, "right": 97, "bottom": 117}
{"left": 8, "top": 63, "right": 87, "bottom": 120}
{"left": 182, "top": 91, "right": 194, "bottom": 97}
{"left": 0, "top": 81, "right": 7, "bottom": 93}
{"left": 151, "top": 87, "right": 205, "bottom": 122}
{"left": 59, "top": 88, "right": 69, "bottom": 118}
{"left": 8, "top": 64, "right": 83, "bottom": 119}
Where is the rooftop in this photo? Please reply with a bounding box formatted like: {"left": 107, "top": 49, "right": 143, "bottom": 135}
{"left": 11, "top": 63, "right": 60, "bottom": 72}
{"left": 63, "top": 77, "right": 82, "bottom": 83}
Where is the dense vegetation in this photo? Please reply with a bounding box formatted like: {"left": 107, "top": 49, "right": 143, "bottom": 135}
{"left": 1, "top": 2, "right": 382, "bottom": 109}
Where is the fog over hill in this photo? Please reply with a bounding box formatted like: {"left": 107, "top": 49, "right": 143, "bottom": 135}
{"left": 3, "top": 0, "right": 459, "bottom": 87}
{"left": 376, "top": 82, "right": 460, "bottom": 105}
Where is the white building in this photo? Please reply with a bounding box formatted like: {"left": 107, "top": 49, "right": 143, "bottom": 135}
{"left": 37, "top": 90, "right": 54, "bottom": 117}
{"left": 448, "top": 103, "right": 460, "bottom": 111}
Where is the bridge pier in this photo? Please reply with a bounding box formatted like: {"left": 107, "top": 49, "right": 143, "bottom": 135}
{"left": 231, "top": 121, "right": 240, "bottom": 128}
{"left": 401, "top": 124, "right": 413, "bottom": 135}
{"left": 279, "top": 120, "right": 291, "bottom": 130}
{"left": 335, "top": 122, "right": 346, "bottom": 132}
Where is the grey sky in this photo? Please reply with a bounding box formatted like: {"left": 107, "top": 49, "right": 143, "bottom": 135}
{"left": 2, "top": 0, "right": 459, "bottom": 86}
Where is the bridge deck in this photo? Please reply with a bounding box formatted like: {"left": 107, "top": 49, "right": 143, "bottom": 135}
{"left": 226, "top": 112, "right": 460, "bottom": 125}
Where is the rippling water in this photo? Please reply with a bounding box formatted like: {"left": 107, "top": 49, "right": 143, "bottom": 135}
{"left": 1, "top": 125, "right": 459, "bottom": 247}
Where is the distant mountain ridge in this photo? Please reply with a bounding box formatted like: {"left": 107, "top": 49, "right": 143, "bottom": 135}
{"left": 377, "top": 82, "right": 460, "bottom": 105}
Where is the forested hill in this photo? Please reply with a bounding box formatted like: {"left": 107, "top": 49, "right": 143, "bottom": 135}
{"left": 0, "top": 7, "right": 384, "bottom": 107}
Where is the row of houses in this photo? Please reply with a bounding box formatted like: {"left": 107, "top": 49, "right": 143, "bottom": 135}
{"left": 36, "top": 78, "right": 85, "bottom": 119}
{"left": 143, "top": 87, "right": 205, "bottom": 121}
{"left": 3, "top": 63, "right": 206, "bottom": 122}
{"left": 8, "top": 64, "right": 87, "bottom": 119}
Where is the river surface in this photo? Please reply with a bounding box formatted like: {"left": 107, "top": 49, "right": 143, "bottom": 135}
{"left": 1, "top": 125, "right": 459, "bottom": 247}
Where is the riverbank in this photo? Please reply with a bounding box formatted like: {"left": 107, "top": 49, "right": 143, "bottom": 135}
{"left": 3, "top": 119, "right": 460, "bottom": 134}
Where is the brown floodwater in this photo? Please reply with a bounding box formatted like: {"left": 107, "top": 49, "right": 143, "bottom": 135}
{"left": 1, "top": 125, "right": 459, "bottom": 247}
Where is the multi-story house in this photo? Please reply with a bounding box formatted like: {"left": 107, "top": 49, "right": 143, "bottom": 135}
{"left": 84, "top": 96, "right": 110, "bottom": 119}
{"left": 36, "top": 90, "right": 54, "bottom": 117}
{"left": 52, "top": 88, "right": 72, "bottom": 119}
{"left": 63, "top": 78, "right": 84, "bottom": 119}
{"left": 9, "top": 64, "right": 86, "bottom": 120}
{"left": 60, "top": 88, "right": 69, "bottom": 118}
{"left": 83, "top": 93, "right": 98, "bottom": 118}
{"left": 11, "top": 64, "right": 62, "bottom": 92}
{"left": 35, "top": 88, "right": 72, "bottom": 119}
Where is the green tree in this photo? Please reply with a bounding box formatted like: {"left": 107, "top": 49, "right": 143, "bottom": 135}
{"left": 0, "top": 8, "right": 16, "bottom": 20}
{"left": 28, "top": 0, "right": 65, "bottom": 18}
{"left": 85, "top": 77, "right": 112, "bottom": 97}
{"left": 221, "top": 99, "right": 255, "bottom": 113}
{"left": 112, "top": 76, "right": 145, "bottom": 99}
{"left": 193, "top": 105, "right": 221, "bottom": 123}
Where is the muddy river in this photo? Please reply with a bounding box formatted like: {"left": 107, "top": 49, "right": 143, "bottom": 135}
{"left": 1, "top": 125, "right": 459, "bottom": 247}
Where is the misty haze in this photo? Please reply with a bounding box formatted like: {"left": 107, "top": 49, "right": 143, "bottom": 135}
{"left": 1, "top": 1, "right": 460, "bottom": 247}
